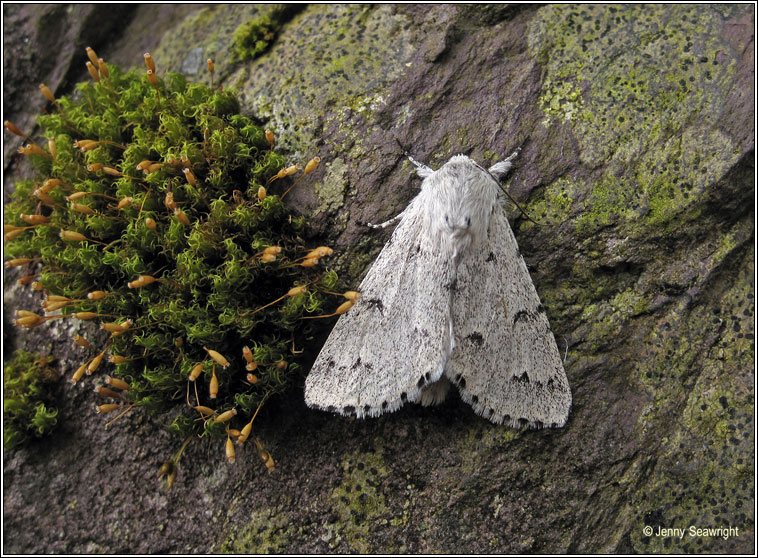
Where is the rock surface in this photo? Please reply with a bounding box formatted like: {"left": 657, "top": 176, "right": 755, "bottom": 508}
{"left": 3, "top": 4, "right": 754, "bottom": 553}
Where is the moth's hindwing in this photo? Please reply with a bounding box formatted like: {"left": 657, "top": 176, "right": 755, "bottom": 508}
{"left": 446, "top": 207, "right": 572, "bottom": 428}
{"left": 305, "top": 194, "right": 454, "bottom": 418}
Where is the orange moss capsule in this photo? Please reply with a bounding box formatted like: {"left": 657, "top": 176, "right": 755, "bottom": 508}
{"left": 136, "top": 159, "right": 152, "bottom": 171}
{"left": 189, "top": 362, "right": 204, "bottom": 382}
{"left": 17, "top": 274, "right": 37, "bottom": 286}
{"left": 193, "top": 405, "right": 216, "bottom": 417}
{"left": 276, "top": 360, "right": 288, "bottom": 370}
{"left": 262, "top": 245, "right": 282, "bottom": 256}
{"left": 183, "top": 168, "right": 197, "bottom": 186}
{"left": 143, "top": 52, "right": 156, "bottom": 73}
{"left": 226, "top": 435, "right": 236, "bottom": 463}
{"left": 306, "top": 246, "right": 333, "bottom": 259}
{"left": 147, "top": 69, "right": 158, "bottom": 88}
{"left": 265, "top": 129, "right": 275, "bottom": 148}
{"left": 237, "top": 420, "right": 253, "bottom": 444}
{"left": 257, "top": 186, "right": 266, "bottom": 201}
{"left": 147, "top": 162, "right": 163, "bottom": 173}
{"left": 4, "top": 120, "right": 26, "bottom": 137}
{"left": 303, "top": 156, "right": 321, "bottom": 175}
{"left": 102, "top": 166, "right": 122, "bottom": 177}
{"left": 15, "top": 314, "right": 45, "bottom": 328}
{"left": 343, "top": 291, "right": 360, "bottom": 302}
{"left": 207, "top": 58, "right": 214, "bottom": 73}
{"left": 86, "top": 46, "right": 99, "bottom": 66}
{"left": 86, "top": 61, "right": 100, "bottom": 82}
{"left": 101, "top": 320, "right": 131, "bottom": 334}
{"left": 95, "top": 386, "right": 122, "bottom": 399}
{"left": 260, "top": 253, "right": 277, "bottom": 263}
{"left": 47, "top": 137, "right": 57, "bottom": 160}
{"left": 227, "top": 429, "right": 241, "bottom": 438}
{"left": 145, "top": 217, "right": 157, "bottom": 231}
{"left": 87, "top": 163, "right": 104, "bottom": 172}
{"left": 87, "top": 290, "right": 107, "bottom": 300}
{"left": 72, "top": 361, "right": 89, "bottom": 383}
{"left": 335, "top": 300, "right": 355, "bottom": 315}
{"left": 117, "top": 197, "right": 133, "bottom": 210}
{"left": 33, "top": 188, "right": 56, "bottom": 206}
{"left": 20, "top": 213, "right": 49, "bottom": 225}
{"left": 97, "top": 58, "right": 109, "bottom": 78}
{"left": 96, "top": 403, "right": 121, "bottom": 414}
{"left": 258, "top": 446, "right": 275, "bottom": 471}
{"left": 71, "top": 203, "right": 96, "bottom": 215}
{"left": 108, "top": 355, "right": 128, "bottom": 364}
{"left": 164, "top": 191, "right": 176, "bottom": 211}
{"left": 73, "top": 334, "right": 91, "bottom": 348}
{"left": 128, "top": 275, "right": 157, "bottom": 289}
{"left": 246, "top": 372, "right": 258, "bottom": 383}
{"left": 39, "top": 83, "right": 55, "bottom": 102}
{"left": 267, "top": 164, "right": 299, "bottom": 184}
{"left": 106, "top": 376, "right": 130, "bottom": 391}
{"left": 209, "top": 368, "right": 219, "bottom": 399}
{"left": 174, "top": 208, "right": 190, "bottom": 226}
{"left": 60, "top": 230, "right": 88, "bottom": 242}
{"left": 19, "top": 143, "right": 49, "bottom": 157}
{"left": 40, "top": 178, "right": 63, "bottom": 193}
{"left": 5, "top": 229, "right": 25, "bottom": 242}
{"left": 5, "top": 257, "right": 34, "bottom": 267}
{"left": 204, "top": 346, "right": 230, "bottom": 368}
{"left": 214, "top": 408, "right": 237, "bottom": 423}
{"left": 299, "top": 257, "right": 319, "bottom": 267}
{"left": 66, "top": 192, "right": 89, "bottom": 201}
{"left": 87, "top": 351, "right": 106, "bottom": 374}
{"left": 73, "top": 312, "right": 101, "bottom": 320}
{"left": 242, "top": 346, "right": 254, "bottom": 364}
{"left": 75, "top": 139, "right": 99, "bottom": 151}
{"left": 287, "top": 285, "right": 307, "bottom": 297}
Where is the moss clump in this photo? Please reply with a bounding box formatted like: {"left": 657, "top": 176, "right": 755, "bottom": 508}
{"left": 4, "top": 49, "right": 334, "bottom": 473}
{"left": 232, "top": 6, "right": 293, "bottom": 62}
{"left": 3, "top": 350, "right": 59, "bottom": 449}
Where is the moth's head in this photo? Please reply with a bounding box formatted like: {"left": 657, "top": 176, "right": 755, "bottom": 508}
{"left": 441, "top": 154, "right": 506, "bottom": 184}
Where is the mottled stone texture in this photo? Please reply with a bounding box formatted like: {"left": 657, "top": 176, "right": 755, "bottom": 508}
{"left": 3, "top": 4, "right": 753, "bottom": 553}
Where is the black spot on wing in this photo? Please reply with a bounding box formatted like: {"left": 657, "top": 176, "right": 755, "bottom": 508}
{"left": 344, "top": 405, "right": 355, "bottom": 414}
{"left": 513, "top": 310, "right": 532, "bottom": 324}
{"left": 351, "top": 357, "right": 362, "bottom": 370}
{"left": 465, "top": 332, "right": 484, "bottom": 346}
{"left": 513, "top": 371, "right": 530, "bottom": 384}
{"left": 485, "top": 252, "right": 496, "bottom": 262}
{"left": 365, "top": 298, "right": 384, "bottom": 312}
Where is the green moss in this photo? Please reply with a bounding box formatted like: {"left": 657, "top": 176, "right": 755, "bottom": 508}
{"left": 232, "top": 6, "right": 292, "bottom": 62}
{"left": 3, "top": 350, "right": 59, "bottom": 449}
{"left": 5, "top": 54, "right": 339, "bottom": 471}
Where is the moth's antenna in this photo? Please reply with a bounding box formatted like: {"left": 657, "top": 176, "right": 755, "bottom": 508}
{"left": 497, "top": 182, "right": 539, "bottom": 226}
{"left": 487, "top": 148, "right": 539, "bottom": 226}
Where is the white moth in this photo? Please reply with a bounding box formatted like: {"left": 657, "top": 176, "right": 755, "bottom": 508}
{"left": 305, "top": 151, "right": 571, "bottom": 428}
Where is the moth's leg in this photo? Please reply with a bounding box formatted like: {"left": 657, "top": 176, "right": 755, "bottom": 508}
{"left": 363, "top": 208, "right": 406, "bottom": 229}
{"left": 488, "top": 147, "right": 521, "bottom": 179}
{"left": 406, "top": 153, "right": 434, "bottom": 178}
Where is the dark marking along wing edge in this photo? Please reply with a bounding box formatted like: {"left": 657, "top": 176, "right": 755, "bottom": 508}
{"left": 305, "top": 194, "right": 455, "bottom": 418}
{"left": 445, "top": 207, "right": 571, "bottom": 428}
